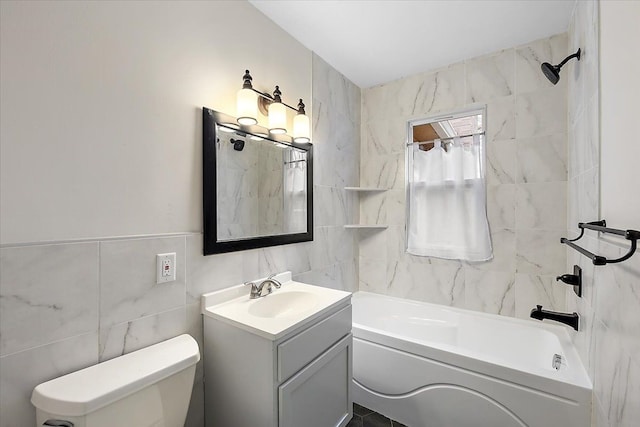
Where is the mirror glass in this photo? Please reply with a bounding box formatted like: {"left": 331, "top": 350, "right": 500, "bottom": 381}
{"left": 203, "top": 108, "right": 313, "bottom": 255}
{"left": 216, "top": 123, "right": 308, "bottom": 240}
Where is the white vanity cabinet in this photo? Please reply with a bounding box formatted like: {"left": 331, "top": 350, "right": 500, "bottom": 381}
{"left": 202, "top": 275, "right": 352, "bottom": 427}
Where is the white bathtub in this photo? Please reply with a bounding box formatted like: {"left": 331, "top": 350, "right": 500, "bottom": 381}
{"left": 351, "top": 292, "right": 592, "bottom": 427}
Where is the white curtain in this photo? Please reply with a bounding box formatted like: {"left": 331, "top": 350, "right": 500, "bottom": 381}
{"left": 283, "top": 150, "right": 307, "bottom": 233}
{"left": 407, "top": 135, "right": 492, "bottom": 261}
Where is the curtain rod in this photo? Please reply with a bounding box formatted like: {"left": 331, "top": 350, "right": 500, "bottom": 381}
{"left": 407, "top": 131, "right": 485, "bottom": 146}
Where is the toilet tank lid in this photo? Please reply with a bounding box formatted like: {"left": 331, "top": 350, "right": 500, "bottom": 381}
{"left": 31, "top": 334, "right": 200, "bottom": 417}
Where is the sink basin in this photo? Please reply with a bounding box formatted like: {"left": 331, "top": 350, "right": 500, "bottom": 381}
{"left": 202, "top": 272, "right": 352, "bottom": 340}
{"left": 248, "top": 291, "right": 319, "bottom": 318}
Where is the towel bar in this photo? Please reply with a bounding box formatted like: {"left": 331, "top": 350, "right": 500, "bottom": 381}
{"left": 561, "top": 220, "right": 639, "bottom": 265}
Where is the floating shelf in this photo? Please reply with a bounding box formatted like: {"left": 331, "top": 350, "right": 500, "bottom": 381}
{"left": 344, "top": 225, "right": 388, "bottom": 230}
{"left": 344, "top": 187, "right": 388, "bottom": 231}
{"left": 344, "top": 187, "right": 388, "bottom": 192}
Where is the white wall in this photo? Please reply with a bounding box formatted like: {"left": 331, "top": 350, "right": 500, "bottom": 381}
{"left": 600, "top": 0, "right": 640, "bottom": 230}
{"left": 0, "top": 0, "right": 311, "bottom": 244}
{"left": 0, "top": 2, "right": 361, "bottom": 426}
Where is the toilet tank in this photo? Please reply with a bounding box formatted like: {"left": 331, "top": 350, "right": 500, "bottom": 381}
{"left": 31, "top": 334, "right": 200, "bottom": 427}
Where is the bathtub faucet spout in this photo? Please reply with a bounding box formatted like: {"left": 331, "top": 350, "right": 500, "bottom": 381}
{"left": 530, "top": 305, "right": 579, "bottom": 331}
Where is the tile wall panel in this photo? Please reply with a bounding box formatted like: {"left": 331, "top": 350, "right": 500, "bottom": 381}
{"left": 567, "top": 2, "right": 640, "bottom": 425}
{"left": 0, "top": 333, "right": 98, "bottom": 427}
{"left": 359, "top": 33, "right": 569, "bottom": 319}
{"left": 0, "top": 242, "right": 99, "bottom": 357}
{"left": 99, "top": 236, "right": 186, "bottom": 329}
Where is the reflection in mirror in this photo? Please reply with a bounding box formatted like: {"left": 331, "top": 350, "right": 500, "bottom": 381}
{"left": 216, "top": 123, "right": 308, "bottom": 240}
{"left": 203, "top": 108, "right": 313, "bottom": 255}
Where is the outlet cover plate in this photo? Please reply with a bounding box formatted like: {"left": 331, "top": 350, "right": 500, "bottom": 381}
{"left": 157, "top": 253, "right": 176, "bottom": 284}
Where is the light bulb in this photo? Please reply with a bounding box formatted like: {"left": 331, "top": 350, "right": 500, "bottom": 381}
{"left": 293, "top": 99, "right": 310, "bottom": 143}
{"left": 268, "top": 86, "right": 287, "bottom": 134}
{"left": 237, "top": 88, "right": 258, "bottom": 125}
{"left": 236, "top": 70, "right": 258, "bottom": 126}
{"left": 268, "top": 102, "right": 287, "bottom": 134}
{"left": 293, "top": 113, "right": 310, "bottom": 143}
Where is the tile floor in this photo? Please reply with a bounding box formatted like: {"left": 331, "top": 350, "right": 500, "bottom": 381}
{"left": 346, "top": 403, "right": 408, "bottom": 427}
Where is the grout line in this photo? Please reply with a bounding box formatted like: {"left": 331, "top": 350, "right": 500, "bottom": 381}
{"left": 1, "top": 231, "right": 201, "bottom": 249}
{"left": 0, "top": 330, "right": 98, "bottom": 360}
{"left": 97, "top": 241, "right": 102, "bottom": 361}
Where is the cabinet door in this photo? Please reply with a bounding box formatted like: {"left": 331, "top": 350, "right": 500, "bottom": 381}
{"left": 278, "top": 334, "right": 352, "bottom": 427}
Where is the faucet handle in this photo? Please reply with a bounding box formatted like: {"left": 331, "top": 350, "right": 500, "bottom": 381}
{"left": 536, "top": 305, "right": 543, "bottom": 311}
{"left": 244, "top": 281, "right": 259, "bottom": 297}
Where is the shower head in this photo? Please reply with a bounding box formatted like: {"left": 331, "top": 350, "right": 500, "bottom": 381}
{"left": 541, "top": 48, "right": 581, "bottom": 85}
{"left": 230, "top": 138, "right": 245, "bottom": 151}
{"left": 541, "top": 62, "right": 560, "bottom": 85}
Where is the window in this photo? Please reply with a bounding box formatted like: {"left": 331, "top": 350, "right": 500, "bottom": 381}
{"left": 406, "top": 108, "right": 492, "bottom": 261}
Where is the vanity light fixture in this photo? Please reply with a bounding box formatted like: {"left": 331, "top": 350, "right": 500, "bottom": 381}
{"left": 235, "top": 70, "right": 311, "bottom": 141}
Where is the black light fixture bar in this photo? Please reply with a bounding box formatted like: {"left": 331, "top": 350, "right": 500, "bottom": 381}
{"left": 250, "top": 87, "right": 301, "bottom": 113}
{"left": 240, "top": 71, "right": 301, "bottom": 113}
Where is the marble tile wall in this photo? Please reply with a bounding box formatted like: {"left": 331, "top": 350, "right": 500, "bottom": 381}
{"left": 216, "top": 130, "right": 260, "bottom": 240}
{"left": 567, "top": 1, "right": 640, "bottom": 426}
{"left": 217, "top": 131, "right": 310, "bottom": 238}
{"left": 0, "top": 236, "right": 198, "bottom": 427}
{"left": 359, "top": 34, "right": 569, "bottom": 319}
{"left": 256, "top": 142, "right": 285, "bottom": 236}
{"left": 0, "top": 53, "right": 360, "bottom": 427}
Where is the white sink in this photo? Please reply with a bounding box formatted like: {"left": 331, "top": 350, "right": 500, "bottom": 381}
{"left": 248, "top": 291, "right": 319, "bottom": 318}
{"left": 201, "top": 272, "right": 351, "bottom": 340}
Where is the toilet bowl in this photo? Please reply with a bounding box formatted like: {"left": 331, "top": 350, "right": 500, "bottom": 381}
{"left": 31, "top": 334, "right": 200, "bottom": 427}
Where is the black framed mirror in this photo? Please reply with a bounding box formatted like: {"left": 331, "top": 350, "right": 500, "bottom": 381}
{"left": 203, "top": 107, "right": 313, "bottom": 255}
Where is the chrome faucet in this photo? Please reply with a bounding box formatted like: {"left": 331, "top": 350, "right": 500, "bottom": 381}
{"left": 245, "top": 274, "right": 282, "bottom": 299}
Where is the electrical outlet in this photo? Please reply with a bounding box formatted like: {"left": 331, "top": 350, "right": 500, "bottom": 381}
{"left": 156, "top": 253, "right": 176, "bottom": 284}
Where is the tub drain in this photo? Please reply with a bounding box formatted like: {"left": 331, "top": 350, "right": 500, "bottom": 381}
{"left": 552, "top": 353, "right": 563, "bottom": 370}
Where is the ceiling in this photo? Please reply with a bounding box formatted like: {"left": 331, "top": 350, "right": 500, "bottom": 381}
{"left": 249, "top": 0, "right": 576, "bottom": 88}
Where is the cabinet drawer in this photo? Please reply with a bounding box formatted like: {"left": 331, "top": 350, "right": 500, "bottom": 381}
{"left": 278, "top": 304, "right": 351, "bottom": 382}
